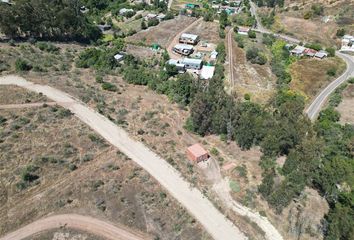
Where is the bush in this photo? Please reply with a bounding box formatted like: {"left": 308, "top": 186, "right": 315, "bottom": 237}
{"left": 15, "top": 58, "right": 32, "bottom": 71}
{"left": 36, "top": 42, "right": 59, "bottom": 53}
{"left": 147, "top": 18, "right": 159, "bottom": 27}
{"left": 96, "top": 75, "right": 104, "bottom": 83}
{"left": 336, "top": 28, "right": 346, "bottom": 38}
{"left": 101, "top": 82, "right": 118, "bottom": 92}
{"left": 218, "top": 28, "right": 226, "bottom": 39}
{"left": 311, "top": 4, "right": 323, "bottom": 16}
{"left": 326, "top": 47, "right": 336, "bottom": 57}
{"left": 246, "top": 48, "right": 267, "bottom": 65}
{"left": 303, "top": 11, "right": 312, "bottom": 19}
{"left": 248, "top": 30, "right": 256, "bottom": 39}
{"left": 327, "top": 67, "right": 336, "bottom": 77}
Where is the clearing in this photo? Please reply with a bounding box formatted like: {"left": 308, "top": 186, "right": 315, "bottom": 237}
{"left": 337, "top": 84, "right": 354, "bottom": 124}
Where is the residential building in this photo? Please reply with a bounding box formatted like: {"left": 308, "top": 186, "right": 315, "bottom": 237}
{"left": 182, "top": 58, "right": 203, "bottom": 70}
{"left": 145, "top": 13, "right": 157, "bottom": 20}
{"left": 314, "top": 50, "right": 328, "bottom": 59}
{"left": 114, "top": 54, "right": 124, "bottom": 62}
{"left": 119, "top": 8, "right": 134, "bottom": 16}
{"left": 200, "top": 66, "right": 215, "bottom": 79}
{"left": 210, "top": 51, "right": 218, "bottom": 60}
{"left": 97, "top": 24, "right": 112, "bottom": 32}
{"left": 304, "top": 48, "right": 317, "bottom": 57}
{"left": 187, "top": 144, "right": 209, "bottom": 162}
{"left": 179, "top": 33, "right": 200, "bottom": 45}
{"left": 166, "top": 59, "right": 186, "bottom": 72}
{"left": 290, "top": 45, "right": 306, "bottom": 56}
{"left": 237, "top": 26, "right": 250, "bottom": 35}
{"left": 173, "top": 44, "right": 194, "bottom": 56}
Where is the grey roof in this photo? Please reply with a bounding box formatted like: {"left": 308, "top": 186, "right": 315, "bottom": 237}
{"left": 180, "top": 33, "right": 199, "bottom": 41}
{"left": 182, "top": 58, "right": 202, "bottom": 65}
{"left": 174, "top": 44, "right": 194, "bottom": 51}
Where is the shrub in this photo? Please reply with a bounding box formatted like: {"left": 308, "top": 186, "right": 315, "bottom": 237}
{"left": 336, "top": 28, "right": 346, "bottom": 38}
{"left": 327, "top": 67, "right": 336, "bottom": 77}
{"left": 303, "top": 11, "right": 312, "bottom": 19}
{"left": 326, "top": 47, "right": 336, "bottom": 57}
{"left": 36, "top": 42, "right": 59, "bottom": 53}
{"left": 15, "top": 58, "right": 32, "bottom": 71}
{"left": 248, "top": 30, "right": 256, "bottom": 39}
{"left": 96, "top": 75, "right": 104, "bottom": 83}
{"left": 147, "top": 18, "right": 159, "bottom": 27}
{"left": 246, "top": 48, "right": 267, "bottom": 65}
{"left": 101, "top": 82, "right": 117, "bottom": 91}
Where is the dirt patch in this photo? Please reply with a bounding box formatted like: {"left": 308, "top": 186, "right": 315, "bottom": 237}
{"left": 25, "top": 229, "right": 104, "bottom": 240}
{"left": 125, "top": 44, "right": 160, "bottom": 60}
{"left": 0, "top": 106, "right": 210, "bottom": 240}
{"left": 0, "top": 85, "right": 48, "bottom": 104}
{"left": 127, "top": 16, "right": 197, "bottom": 48}
{"left": 187, "top": 21, "right": 221, "bottom": 44}
{"left": 290, "top": 56, "right": 346, "bottom": 101}
{"left": 337, "top": 84, "right": 354, "bottom": 124}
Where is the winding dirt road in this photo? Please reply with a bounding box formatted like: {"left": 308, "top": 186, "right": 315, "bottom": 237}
{"left": 0, "top": 75, "right": 247, "bottom": 240}
{"left": 0, "top": 214, "right": 149, "bottom": 240}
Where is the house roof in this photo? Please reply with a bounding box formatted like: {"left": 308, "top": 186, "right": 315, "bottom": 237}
{"left": 291, "top": 45, "right": 306, "bottom": 54}
{"left": 174, "top": 44, "right": 194, "bottom": 50}
{"left": 238, "top": 27, "right": 250, "bottom": 32}
{"left": 180, "top": 33, "right": 199, "bottom": 41}
{"left": 182, "top": 58, "right": 202, "bottom": 65}
{"left": 114, "top": 54, "right": 124, "bottom": 61}
{"left": 201, "top": 66, "right": 215, "bottom": 79}
{"left": 187, "top": 144, "right": 208, "bottom": 157}
{"left": 315, "top": 51, "right": 328, "bottom": 58}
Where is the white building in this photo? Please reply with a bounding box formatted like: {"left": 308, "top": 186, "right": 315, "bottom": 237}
{"left": 179, "top": 33, "right": 200, "bottom": 45}
{"left": 173, "top": 44, "right": 194, "bottom": 56}
{"left": 114, "top": 54, "right": 124, "bottom": 62}
{"left": 200, "top": 66, "right": 215, "bottom": 79}
{"left": 119, "top": 8, "right": 134, "bottom": 16}
{"left": 182, "top": 58, "right": 203, "bottom": 70}
{"left": 290, "top": 45, "right": 306, "bottom": 56}
{"left": 237, "top": 27, "right": 250, "bottom": 35}
{"left": 166, "top": 59, "right": 186, "bottom": 72}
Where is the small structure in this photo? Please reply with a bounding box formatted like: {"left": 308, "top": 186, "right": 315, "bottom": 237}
{"left": 173, "top": 44, "right": 194, "bottom": 56}
{"left": 210, "top": 51, "right": 218, "bottom": 60}
{"left": 187, "top": 144, "right": 209, "bottom": 163}
{"left": 200, "top": 65, "right": 215, "bottom": 79}
{"left": 179, "top": 33, "right": 200, "bottom": 45}
{"left": 157, "top": 13, "right": 166, "bottom": 21}
{"left": 80, "top": 6, "right": 89, "bottom": 13}
{"left": 145, "top": 13, "right": 158, "bottom": 20}
{"left": 342, "top": 35, "right": 354, "bottom": 46}
{"left": 114, "top": 54, "right": 124, "bottom": 62}
{"left": 314, "top": 50, "right": 328, "bottom": 59}
{"left": 290, "top": 45, "right": 306, "bottom": 56}
{"left": 304, "top": 48, "right": 317, "bottom": 57}
{"left": 237, "top": 26, "right": 250, "bottom": 35}
{"left": 182, "top": 58, "right": 203, "bottom": 70}
{"left": 185, "top": 3, "right": 200, "bottom": 9}
{"left": 97, "top": 24, "right": 112, "bottom": 32}
{"left": 167, "top": 59, "right": 186, "bottom": 73}
{"left": 119, "top": 8, "right": 134, "bottom": 16}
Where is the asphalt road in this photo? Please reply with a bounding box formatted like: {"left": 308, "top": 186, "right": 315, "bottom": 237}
{"left": 249, "top": 0, "right": 354, "bottom": 120}
{"left": 0, "top": 75, "right": 247, "bottom": 240}
{"left": 0, "top": 214, "right": 149, "bottom": 240}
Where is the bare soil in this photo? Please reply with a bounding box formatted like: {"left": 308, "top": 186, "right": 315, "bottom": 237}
{"left": 337, "top": 84, "right": 354, "bottom": 124}
{"left": 0, "top": 85, "right": 48, "bottom": 104}
{"left": 127, "top": 16, "right": 197, "bottom": 48}
{"left": 187, "top": 20, "right": 221, "bottom": 44}
{"left": 290, "top": 56, "right": 346, "bottom": 101}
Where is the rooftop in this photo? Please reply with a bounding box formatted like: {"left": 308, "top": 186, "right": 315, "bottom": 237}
{"left": 174, "top": 44, "right": 194, "bottom": 50}
{"left": 187, "top": 144, "right": 208, "bottom": 157}
{"left": 201, "top": 66, "right": 215, "bottom": 79}
{"left": 182, "top": 58, "right": 203, "bottom": 65}
{"left": 181, "top": 33, "right": 199, "bottom": 41}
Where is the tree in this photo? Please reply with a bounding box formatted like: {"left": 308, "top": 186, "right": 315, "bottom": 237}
{"left": 336, "top": 28, "right": 346, "bottom": 38}
{"left": 141, "top": 20, "right": 147, "bottom": 30}
{"left": 246, "top": 48, "right": 267, "bottom": 65}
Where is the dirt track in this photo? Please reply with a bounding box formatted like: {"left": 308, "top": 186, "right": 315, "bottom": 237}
{"left": 166, "top": 18, "right": 203, "bottom": 59}
{"left": 0, "top": 214, "right": 149, "bottom": 240}
{"left": 0, "top": 75, "right": 247, "bottom": 240}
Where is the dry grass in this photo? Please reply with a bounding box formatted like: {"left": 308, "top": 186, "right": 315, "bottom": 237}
{"left": 186, "top": 20, "right": 221, "bottom": 44}
{"left": 0, "top": 86, "right": 48, "bottom": 104}
{"left": 127, "top": 16, "right": 197, "bottom": 48}
{"left": 289, "top": 56, "right": 346, "bottom": 100}
{"left": 337, "top": 84, "right": 354, "bottom": 124}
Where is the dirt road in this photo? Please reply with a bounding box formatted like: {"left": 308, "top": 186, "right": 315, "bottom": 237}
{"left": 0, "top": 214, "right": 149, "bottom": 240}
{"left": 0, "top": 75, "right": 247, "bottom": 240}
{"left": 166, "top": 18, "right": 203, "bottom": 59}
{"left": 227, "top": 28, "right": 235, "bottom": 88}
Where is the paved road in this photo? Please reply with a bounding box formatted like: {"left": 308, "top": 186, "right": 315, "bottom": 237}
{"left": 306, "top": 52, "right": 354, "bottom": 120}
{"left": 249, "top": 0, "right": 354, "bottom": 120}
{"left": 0, "top": 75, "right": 247, "bottom": 240}
{"left": 0, "top": 214, "right": 149, "bottom": 240}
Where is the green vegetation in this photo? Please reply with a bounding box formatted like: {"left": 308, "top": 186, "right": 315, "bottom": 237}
{"left": 0, "top": 0, "right": 101, "bottom": 42}
{"left": 15, "top": 58, "right": 32, "bottom": 72}
{"left": 246, "top": 48, "right": 267, "bottom": 65}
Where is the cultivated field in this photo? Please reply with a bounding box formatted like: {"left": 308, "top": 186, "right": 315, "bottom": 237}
{"left": 127, "top": 16, "right": 197, "bottom": 47}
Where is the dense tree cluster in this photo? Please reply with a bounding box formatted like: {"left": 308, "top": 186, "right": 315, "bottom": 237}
{"left": 255, "top": 0, "right": 284, "bottom": 8}
{"left": 0, "top": 0, "right": 101, "bottom": 42}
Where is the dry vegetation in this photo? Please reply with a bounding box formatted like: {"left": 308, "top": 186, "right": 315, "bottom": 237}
{"left": 25, "top": 229, "right": 105, "bottom": 240}
{"left": 127, "top": 16, "right": 197, "bottom": 47}
{"left": 337, "top": 84, "right": 354, "bottom": 124}
{"left": 0, "top": 85, "right": 48, "bottom": 104}
{"left": 0, "top": 93, "right": 210, "bottom": 239}
{"left": 289, "top": 56, "right": 346, "bottom": 100}
{"left": 187, "top": 20, "right": 221, "bottom": 44}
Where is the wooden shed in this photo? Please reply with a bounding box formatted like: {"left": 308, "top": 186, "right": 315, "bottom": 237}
{"left": 187, "top": 144, "right": 209, "bottom": 162}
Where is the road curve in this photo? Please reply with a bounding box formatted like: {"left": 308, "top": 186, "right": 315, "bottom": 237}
{"left": 306, "top": 52, "right": 354, "bottom": 120}
{"left": 0, "top": 214, "right": 149, "bottom": 240}
{"left": 250, "top": 0, "right": 354, "bottom": 120}
{"left": 0, "top": 75, "right": 247, "bottom": 240}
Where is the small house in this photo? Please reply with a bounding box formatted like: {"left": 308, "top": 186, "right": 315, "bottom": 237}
{"left": 187, "top": 144, "right": 209, "bottom": 163}
{"left": 179, "top": 33, "right": 200, "bottom": 45}
{"left": 119, "top": 8, "right": 134, "bottom": 16}
{"left": 145, "top": 13, "right": 157, "bottom": 20}
{"left": 237, "top": 26, "right": 250, "bottom": 35}
{"left": 342, "top": 35, "right": 354, "bottom": 46}
{"left": 314, "top": 50, "right": 328, "bottom": 59}
{"left": 97, "top": 24, "right": 112, "bottom": 32}
{"left": 182, "top": 58, "right": 203, "bottom": 70}
{"left": 210, "top": 51, "right": 218, "bottom": 60}
{"left": 173, "top": 44, "right": 194, "bottom": 56}
{"left": 114, "top": 54, "right": 124, "bottom": 62}
{"left": 167, "top": 59, "right": 186, "bottom": 73}
{"left": 200, "top": 65, "right": 215, "bottom": 79}
{"left": 290, "top": 45, "right": 306, "bottom": 56}
{"left": 304, "top": 48, "right": 317, "bottom": 57}
{"left": 185, "top": 3, "right": 200, "bottom": 9}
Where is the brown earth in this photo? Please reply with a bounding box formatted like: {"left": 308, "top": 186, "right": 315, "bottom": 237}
{"left": 127, "top": 16, "right": 197, "bottom": 48}
{"left": 290, "top": 56, "right": 346, "bottom": 101}
{"left": 337, "top": 84, "right": 354, "bottom": 124}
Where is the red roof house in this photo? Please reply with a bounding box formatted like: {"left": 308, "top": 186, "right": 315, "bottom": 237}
{"left": 186, "top": 144, "right": 209, "bottom": 162}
